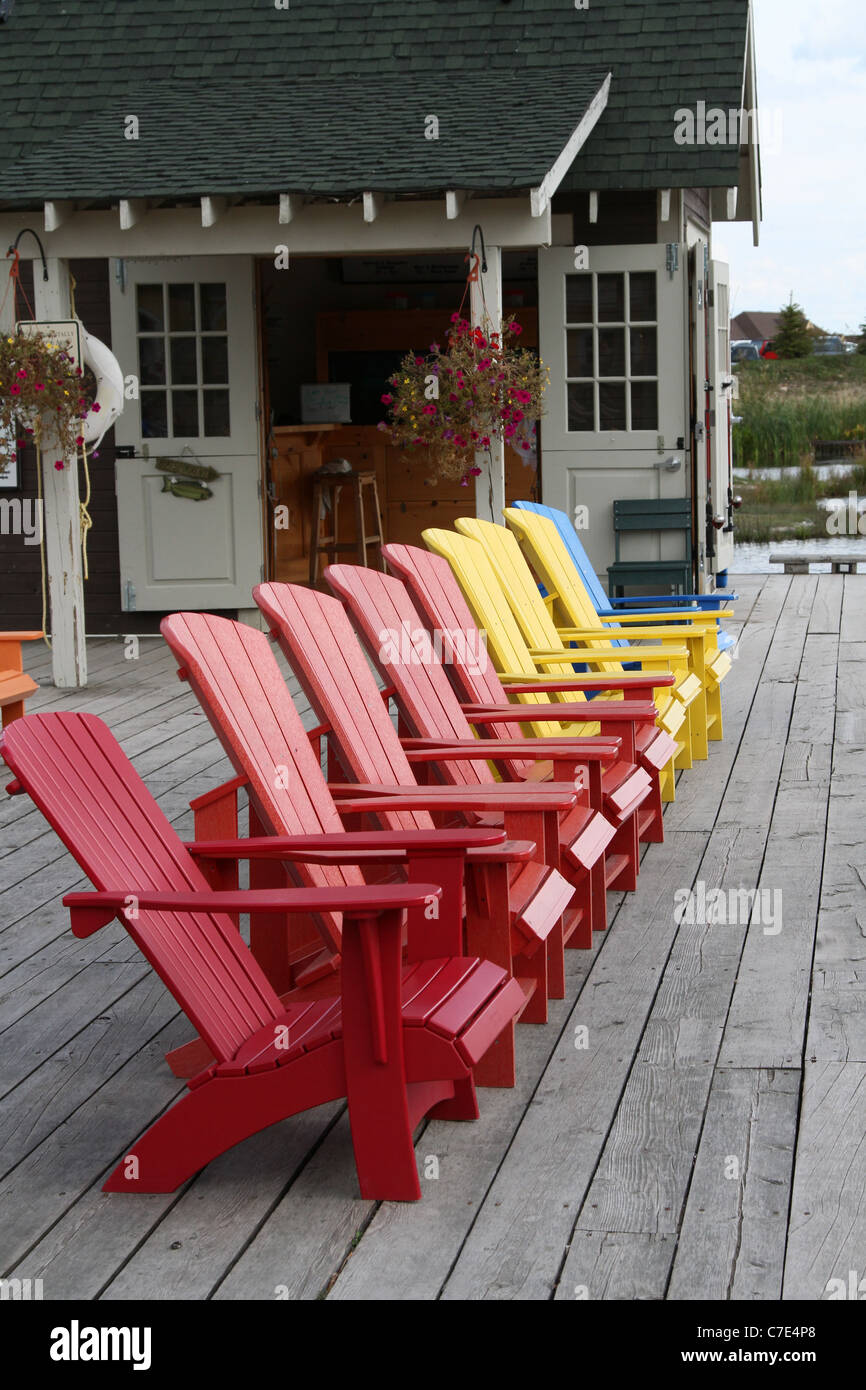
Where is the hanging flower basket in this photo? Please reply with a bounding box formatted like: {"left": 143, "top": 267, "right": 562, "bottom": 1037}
{"left": 378, "top": 313, "right": 549, "bottom": 484}
{"left": 0, "top": 330, "right": 97, "bottom": 476}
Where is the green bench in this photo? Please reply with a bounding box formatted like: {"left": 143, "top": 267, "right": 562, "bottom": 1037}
{"left": 607, "top": 498, "right": 693, "bottom": 598}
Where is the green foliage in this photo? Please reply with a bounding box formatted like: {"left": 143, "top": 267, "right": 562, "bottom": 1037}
{"left": 733, "top": 354, "right": 866, "bottom": 469}
{"left": 772, "top": 300, "right": 814, "bottom": 358}
{"left": 858, "top": 321, "right": 866, "bottom": 355}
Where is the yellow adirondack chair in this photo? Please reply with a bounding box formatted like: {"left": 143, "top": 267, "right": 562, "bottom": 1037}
{"left": 423, "top": 526, "right": 688, "bottom": 801}
{"left": 446, "top": 516, "right": 702, "bottom": 783}
{"left": 502, "top": 508, "right": 731, "bottom": 755}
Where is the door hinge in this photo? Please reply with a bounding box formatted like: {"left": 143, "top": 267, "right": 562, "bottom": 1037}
{"left": 255, "top": 400, "right": 262, "bottom": 422}
{"left": 666, "top": 243, "right": 679, "bottom": 277}
{"left": 122, "top": 579, "right": 136, "bottom": 612}
{"left": 256, "top": 477, "right": 262, "bottom": 499}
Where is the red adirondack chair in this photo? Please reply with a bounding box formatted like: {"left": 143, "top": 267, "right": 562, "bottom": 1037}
{"left": 162, "top": 612, "right": 576, "bottom": 1086}
{"left": 382, "top": 543, "right": 679, "bottom": 847}
{"left": 253, "top": 581, "right": 619, "bottom": 987}
{"left": 323, "top": 562, "right": 659, "bottom": 917}
{"left": 1, "top": 711, "right": 525, "bottom": 1201}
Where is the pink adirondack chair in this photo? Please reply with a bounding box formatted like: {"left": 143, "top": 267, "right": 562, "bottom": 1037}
{"left": 382, "top": 542, "right": 679, "bottom": 847}
{"left": 162, "top": 612, "right": 576, "bottom": 1087}
{"left": 252, "top": 581, "right": 619, "bottom": 993}
{"left": 1, "top": 711, "right": 525, "bottom": 1201}
{"left": 323, "top": 562, "right": 659, "bottom": 916}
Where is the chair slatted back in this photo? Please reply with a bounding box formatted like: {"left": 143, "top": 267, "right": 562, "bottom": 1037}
{"left": 325, "top": 563, "right": 497, "bottom": 789}
{"left": 511, "top": 500, "right": 611, "bottom": 612}
{"left": 503, "top": 509, "right": 622, "bottom": 647}
{"left": 421, "top": 528, "right": 593, "bottom": 739}
{"left": 0, "top": 712, "right": 282, "bottom": 1062}
{"left": 253, "top": 583, "right": 433, "bottom": 832}
{"left": 162, "top": 613, "right": 365, "bottom": 954}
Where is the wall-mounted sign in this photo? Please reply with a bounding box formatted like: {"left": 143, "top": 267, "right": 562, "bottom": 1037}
{"left": 301, "top": 383, "right": 351, "bottom": 424}
{"left": 16, "top": 319, "right": 82, "bottom": 368}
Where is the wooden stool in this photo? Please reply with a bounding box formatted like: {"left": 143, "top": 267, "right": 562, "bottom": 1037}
{"left": 309, "top": 470, "right": 385, "bottom": 584}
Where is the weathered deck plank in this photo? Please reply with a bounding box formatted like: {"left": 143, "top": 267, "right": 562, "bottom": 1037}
{"left": 667, "top": 1068, "right": 800, "bottom": 1301}
{"left": 783, "top": 1061, "right": 866, "bottom": 1300}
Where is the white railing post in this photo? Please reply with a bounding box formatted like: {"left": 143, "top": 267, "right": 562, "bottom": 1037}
{"left": 469, "top": 243, "right": 505, "bottom": 524}
{"left": 33, "top": 258, "right": 87, "bottom": 688}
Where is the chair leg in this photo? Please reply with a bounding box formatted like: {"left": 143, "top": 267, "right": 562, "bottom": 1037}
{"left": 428, "top": 1074, "right": 479, "bottom": 1121}
{"left": 103, "top": 1045, "right": 346, "bottom": 1193}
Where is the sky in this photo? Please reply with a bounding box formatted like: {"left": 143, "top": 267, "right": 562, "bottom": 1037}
{"left": 713, "top": 0, "right": 866, "bottom": 336}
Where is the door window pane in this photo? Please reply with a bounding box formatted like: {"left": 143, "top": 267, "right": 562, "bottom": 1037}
{"left": 203, "top": 390, "right": 231, "bottom": 436}
{"left": 137, "top": 284, "right": 164, "bottom": 333}
{"left": 599, "top": 382, "right": 626, "bottom": 431}
{"left": 629, "top": 272, "right": 657, "bottom": 321}
{"left": 170, "top": 337, "right": 198, "bottom": 385}
{"left": 598, "top": 327, "right": 626, "bottom": 377}
{"left": 566, "top": 328, "right": 593, "bottom": 377}
{"left": 138, "top": 337, "right": 166, "bottom": 386}
{"left": 171, "top": 390, "right": 199, "bottom": 437}
{"left": 134, "top": 279, "right": 231, "bottom": 439}
{"left": 141, "top": 391, "right": 167, "bottom": 438}
{"left": 567, "top": 382, "right": 594, "bottom": 431}
{"left": 630, "top": 326, "right": 658, "bottom": 376}
{"left": 169, "top": 283, "right": 196, "bottom": 332}
{"left": 597, "top": 274, "right": 624, "bottom": 322}
{"left": 565, "top": 275, "right": 593, "bottom": 323}
{"left": 630, "top": 381, "right": 658, "bottom": 431}
{"left": 564, "top": 269, "right": 659, "bottom": 434}
{"left": 202, "top": 336, "right": 229, "bottom": 384}
{"left": 200, "top": 283, "right": 227, "bottom": 331}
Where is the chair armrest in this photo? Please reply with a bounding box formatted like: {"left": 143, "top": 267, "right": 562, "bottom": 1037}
{"left": 464, "top": 701, "right": 655, "bottom": 726}
{"left": 62, "top": 883, "right": 442, "bottom": 938}
{"left": 596, "top": 609, "right": 732, "bottom": 624}
{"left": 400, "top": 737, "right": 621, "bottom": 763}
{"left": 606, "top": 592, "right": 737, "bottom": 609}
{"left": 329, "top": 784, "right": 577, "bottom": 812}
{"left": 185, "top": 828, "right": 506, "bottom": 862}
{"left": 491, "top": 673, "right": 675, "bottom": 692}
{"left": 530, "top": 644, "right": 691, "bottom": 662}
{"left": 555, "top": 625, "right": 706, "bottom": 643}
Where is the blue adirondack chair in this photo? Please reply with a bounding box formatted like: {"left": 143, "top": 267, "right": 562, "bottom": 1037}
{"left": 511, "top": 500, "right": 737, "bottom": 653}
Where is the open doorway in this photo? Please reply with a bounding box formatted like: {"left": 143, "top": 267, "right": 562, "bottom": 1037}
{"left": 256, "top": 252, "right": 540, "bottom": 582}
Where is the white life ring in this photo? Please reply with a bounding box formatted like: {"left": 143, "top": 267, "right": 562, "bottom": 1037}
{"left": 80, "top": 328, "right": 124, "bottom": 449}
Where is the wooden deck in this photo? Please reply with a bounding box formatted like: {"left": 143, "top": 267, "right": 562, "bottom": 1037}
{"left": 1, "top": 575, "right": 864, "bottom": 1301}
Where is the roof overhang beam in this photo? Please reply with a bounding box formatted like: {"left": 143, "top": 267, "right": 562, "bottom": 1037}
{"left": 529, "top": 72, "right": 611, "bottom": 217}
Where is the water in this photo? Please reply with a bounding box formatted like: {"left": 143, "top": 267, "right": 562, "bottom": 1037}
{"left": 733, "top": 460, "right": 860, "bottom": 483}
{"left": 732, "top": 538, "right": 866, "bottom": 573}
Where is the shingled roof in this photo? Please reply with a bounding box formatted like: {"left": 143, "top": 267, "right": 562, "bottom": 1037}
{"left": 0, "top": 0, "right": 753, "bottom": 208}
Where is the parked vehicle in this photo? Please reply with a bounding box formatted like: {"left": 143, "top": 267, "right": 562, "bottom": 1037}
{"left": 731, "top": 340, "right": 760, "bottom": 363}
{"left": 813, "top": 335, "right": 846, "bottom": 355}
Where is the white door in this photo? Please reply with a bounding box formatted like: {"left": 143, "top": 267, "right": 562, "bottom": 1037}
{"left": 708, "top": 258, "right": 734, "bottom": 576}
{"left": 110, "top": 256, "right": 263, "bottom": 611}
{"left": 538, "top": 243, "right": 689, "bottom": 583}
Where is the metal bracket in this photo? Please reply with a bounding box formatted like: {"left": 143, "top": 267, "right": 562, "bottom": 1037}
{"left": 122, "top": 580, "right": 136, "bottom": 613}
{"left": 666, "top": 243, "right": 679, "bottom": 278}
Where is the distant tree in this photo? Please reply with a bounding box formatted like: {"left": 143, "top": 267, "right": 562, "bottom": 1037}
{"left": 773, "top": 300, "right": 814, "bottom": 358}
{"left": 858, "top": 321, "right": 866, "bottom": 355}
